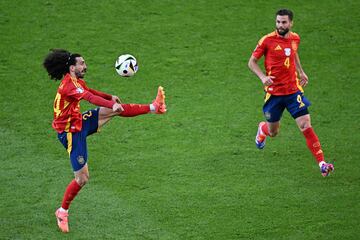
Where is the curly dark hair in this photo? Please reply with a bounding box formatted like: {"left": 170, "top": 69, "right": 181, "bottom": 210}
{"left": 43, "top": 49, "right": 81, "bottom": 80}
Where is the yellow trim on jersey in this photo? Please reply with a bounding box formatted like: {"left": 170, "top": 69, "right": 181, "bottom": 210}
{"left": 289, "top": 31, "right": 299, "bottom": 38}
{"left": 71, "top": 78, "right": 81, "bottom": 88}
{"left": 66, "top": 132, "right": 72, "bottom": 155}
{"left": 264, "top": 92, "right": 272, "bottom": 103}
{"left": 63, "top": 100, "right": 70, "bottom": 111}
{"left": 258, "top": 31, "right": 276, "bottom": 46}
{"left": 64, "top": 116, "right": 72, "bottom": 132}
{"left": 295, "top": 73, "right": 304, "bottom": 93}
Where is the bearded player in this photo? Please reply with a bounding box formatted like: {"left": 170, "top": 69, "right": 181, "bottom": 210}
{"left": 43, "top": 49, "right": 166, "bottom": 233}
{"left": 248, "top": 9, "right": 334, "bottom": 177}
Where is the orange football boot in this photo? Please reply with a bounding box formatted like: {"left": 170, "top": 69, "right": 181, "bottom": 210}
{"left": 55, "top": 208, "right": 69, "bottom": 233}
{"left": 152, "top": 86, "right": 167, "bottom": 114}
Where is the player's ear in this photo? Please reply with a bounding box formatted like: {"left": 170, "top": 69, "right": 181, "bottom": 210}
{"left": 69, "top": 65, "right": 76, "bottom": 72}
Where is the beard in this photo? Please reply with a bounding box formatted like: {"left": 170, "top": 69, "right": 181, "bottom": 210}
{"left": 277, "top": 27, "right": 289, "bottom": 36}
{"left": 75, "top": 69, "right": 86, "bottom": 78}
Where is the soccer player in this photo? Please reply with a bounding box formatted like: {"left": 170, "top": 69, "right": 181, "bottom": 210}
{"left": 43, "top": 49, "right": 167, "bottom": 233}
{"left": 248, "top": 9, "right": 334, "bottom": 177}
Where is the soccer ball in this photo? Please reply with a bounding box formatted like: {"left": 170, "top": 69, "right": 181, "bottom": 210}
{"left": 115, "top": 54, "right": 138, "bottom": 77}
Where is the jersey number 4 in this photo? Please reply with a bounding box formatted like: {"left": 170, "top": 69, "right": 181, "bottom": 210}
{"left": 284, "top": 57, "right": 290, "bottom": 68}
{"left": 54, "top": 93, "right": 69, "bottom": 117}
{"left": 54, "top": 93, "right": 62, "bottom": 117}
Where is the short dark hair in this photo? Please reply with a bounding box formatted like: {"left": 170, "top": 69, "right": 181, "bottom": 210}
{"left": 276, "top": 9, "right": 293, "bottom": 21}
{"left": 43, "top": 49, "right": 81, "bottom": 80}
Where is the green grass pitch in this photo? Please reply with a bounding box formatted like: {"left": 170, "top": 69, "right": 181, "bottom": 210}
{"left": 1, "top": 0, "right": 359, "bottom": 239}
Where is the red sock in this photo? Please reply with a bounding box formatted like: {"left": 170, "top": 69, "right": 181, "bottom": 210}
{"left": 302, "top": 127, "right": 324, "bottom": 163}
{"left": 261, "top": 122, "right": 270, "bottom": 136}
{"left": 61, "top": 179, "right": 82, "bottom": 210}
{"left": 119, "top": 104, "right": 150, "bottom": 117}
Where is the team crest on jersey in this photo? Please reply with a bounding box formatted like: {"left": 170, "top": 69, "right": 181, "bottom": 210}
{"left": 76, "top": 87, "right": 84, "bottom": 94}
{"left": 291, "top": 41, "right": 298, "bottom": 51}
{"left": 284, "top": 48, "right": 291, "bottom": 56}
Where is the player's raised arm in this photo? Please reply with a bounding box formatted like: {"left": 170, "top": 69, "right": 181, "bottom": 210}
{"left": 44, "top": 49, "right": 168, "bottom": 233}
{"left": 82, "top": 91, "right": 123, "bottom": 112}
{"left": 87, "top": 88, "right": 113, "bottom": 100}
{"left": 87, "top": 88, "right": 122, "bottom": 103}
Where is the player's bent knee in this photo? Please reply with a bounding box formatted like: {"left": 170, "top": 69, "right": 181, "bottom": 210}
{"left": 298, "top": 120, "right": 312, "bottom": 131}
{"left": 300, "top": 124, "right": 312, "bottom": 132}
{"left": 75, "top": 174, "right": 89, "bottom": 187}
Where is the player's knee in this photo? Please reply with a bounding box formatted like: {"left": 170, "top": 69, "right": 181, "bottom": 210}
{"left": 299, "top": 122, "right": 312, "bottom": 131}
{"left": 76, "top": 174, "right": 89, "bottom": 187}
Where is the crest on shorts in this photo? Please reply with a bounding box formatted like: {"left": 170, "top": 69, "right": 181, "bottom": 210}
{"left": 77, "top": 156, "right": 85, "bottom": 165}
{"left": 264, "top": 112, "right": 271, "bottom": 120}
{"left": 284, "top": 48, "right": 291, "bottom": 56}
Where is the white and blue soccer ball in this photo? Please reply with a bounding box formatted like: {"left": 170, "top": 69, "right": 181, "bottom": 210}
{"left": 115, "top": 54, "right": 138, "bottom": 77}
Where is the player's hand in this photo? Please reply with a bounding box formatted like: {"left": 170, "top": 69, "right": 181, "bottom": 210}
{"left": 261, "top": 76, "right": 275, "bottom": 86}
{"left": 112, "top": 95, "right": 122, "bottom": 103}
{"left": 299, "top": 72, "right": 309, "bottom": 87}
{"left": 112, "top": 103, "right": 124, "bottom": 112}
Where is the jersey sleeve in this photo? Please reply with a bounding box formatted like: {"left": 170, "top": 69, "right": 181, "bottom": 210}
{"left": 78, "top": 79, "right": 113, "bottom": 100}
{"left": 82, "top": 91, "right": 115, "bottom": 109}
{"left": 252, "top": 36, "right": 268, "bottom": 59}
{"left": 88, "top": 88, "right": 113, "bottom": 100}
{"left": 60, "top": 80, "right": 87, "bottom": 101}
{"left": 291, "top": 32, "right": 301, "bottom": 51}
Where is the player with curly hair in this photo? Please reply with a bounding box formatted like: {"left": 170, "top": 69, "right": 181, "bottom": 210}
{"left": 43, "top": 49, "right": 166, "bottom": 233}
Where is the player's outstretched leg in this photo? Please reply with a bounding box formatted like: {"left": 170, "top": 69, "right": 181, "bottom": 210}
{"left": 320, "top": 162, "right": 334, "bottom": 177}
{"left": 152, "top": 86, "right": 166, "bottom": 114}
{"left": 98, "top": 86, "right": 167, "bottom": 127}
{"left": 255, "top": 122, "right": 267, "bottom": 149}
{"left": 115, "top": 86, "right": 166, "bottom": 117}
{"left": 55, "top": 208, "right": 69, "bottom": 233}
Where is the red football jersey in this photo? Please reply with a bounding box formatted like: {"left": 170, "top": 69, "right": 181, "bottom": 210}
{"left": 52, "top": 72, "right": 114, "bottom": 133}
{"left": 52, "top": 73, "right": 91, "bottom": 133}
{"left": 252, "top": 31, "right": 302, "bottom": 95}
